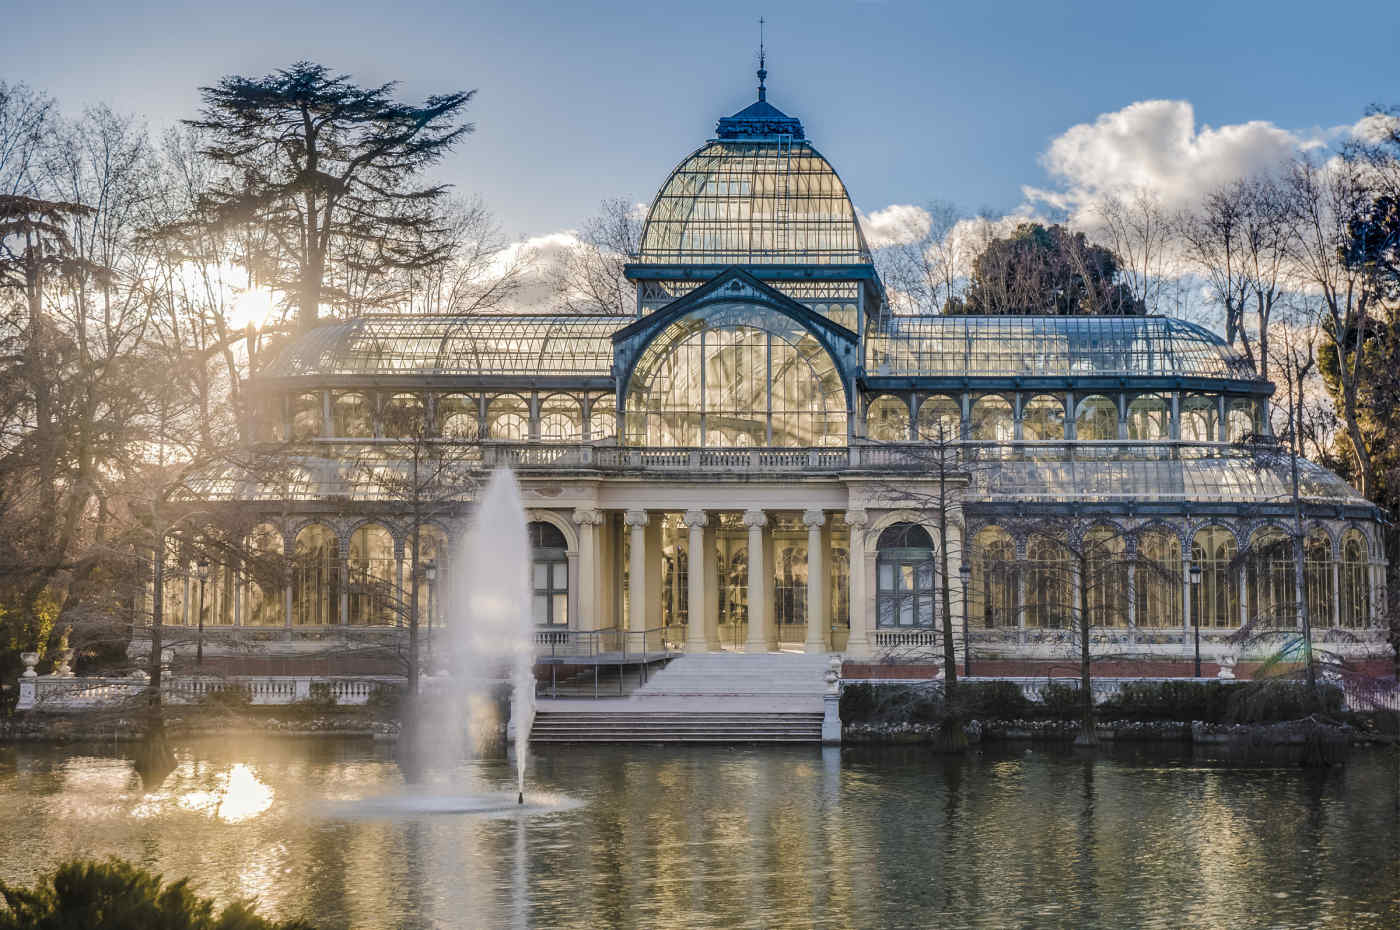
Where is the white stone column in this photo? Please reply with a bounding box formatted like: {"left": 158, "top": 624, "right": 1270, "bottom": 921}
{"left": 572, "top": 509, "right": 604, "bottom": 632}
{"left": 804, "top": 509, "right": 828, "bottom": 653}
{"left": 625, "top": 510, "right": 649, "bottom": 634}
{"left": 743, "top": 509, "right": 770, "bottom": 653}
{"left": 844, "top": 510, "right": 871, "bottom": 657}
{"left": 684, "top": 510, "right": 710, "bottom": 652}
{"left": 703, "top": 523, "right": 720, "bottom": 647}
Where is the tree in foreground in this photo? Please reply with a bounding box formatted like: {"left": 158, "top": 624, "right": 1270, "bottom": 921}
{"left": 186, "top": 61, "right": 475, "bottom": 329}
{"left": 0, "top": 858, "right": 314, "bottom": 930}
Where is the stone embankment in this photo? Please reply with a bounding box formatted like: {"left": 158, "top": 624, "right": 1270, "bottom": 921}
{"left": 1, "top": 708, "right": 401, "bottom": 743}
{"left": 843, "top": 717, "right": 1379, "bottom": 748}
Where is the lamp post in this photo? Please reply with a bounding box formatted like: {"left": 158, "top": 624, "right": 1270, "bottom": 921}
{"left": 195, "top": 558, "right": 210, "bottom": 667}
{"left": 1189, "top": 558, "right": 1202, "bottom": 678}
{"left": 424, "top": 559, "right": 437, "bottom": 670}
{"left": 959, "top": 560, "right": 972, "bottom": 677}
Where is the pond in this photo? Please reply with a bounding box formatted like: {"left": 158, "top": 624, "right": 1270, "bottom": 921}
{"left": 1, "top": 738, "right": 1398, "bottom": 929}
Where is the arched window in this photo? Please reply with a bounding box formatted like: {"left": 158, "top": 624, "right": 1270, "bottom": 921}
{"left": 1134, "top": 529, "right": 1182, "bottom": 628}
{"left": 291, "top": 393, "right": 322, "bottom": 440}
{"left": 969, "top": 526, "right": 1016, "bottom": 629}
{"left": 244, "top": 523, "right": 285, "bottom": 627}
{"left": 1127, "top": 394, "right": 1170, "bottom": 441}
{"left": 1025, "top": 532, "right": 1071, "bottom": 628}
{"left": 438, "top": 394, "right": 480, "bottom": 440}
{"left": 528, "top": 521, "right": 568, "bottom": 626}
{"left": 916, "top": 395, "right": 961, "bottom": 442}
{"left": 588, "top": 403, "right": 616, "bottom": 441}
{"left": 624, "top": 308, "right": 847, "bottom": 447}
{"left": 1191, "top": 525, "right": 1239, "bottom": 629}
{"left": 415, "top": 525, "right": 449, "bottom": 628}
{"left": 333, "top": 393, "right": 372, "bottom": 438}
{"left": 487, "top": 394, "right": 530, "bottom": 441}
{"left": 1075, "top": 395, "right": 1118, "bottom": 441}
{"left": 347, "top": 524, "right": 396, "bottom": 626}
{"left": 867, "top": 395, "right": 910, "bottom": 442}
{"left": 970, "top": 395, "right": 1013, "bottom": 442}
{"left": 381, "top": 393, "right": 424, "bottom": 438}
{"left": 1084, "top": 526, "right": 1128, "bottom": 627}
{"left": 1340, "top": 530, "right": 1370, "bottom": 628}
{"left": 540, "top": 394, "right": 581, "bottom": 442}
{"left": 1021, "top": 395, "right": 1065, "bottom": 441}
{"left": 293, "top": 525, "right": 338, "bottom": 626}
{"left": 1304, "top": 529, "right": 1334, "bottom": 627}
{"left": 1181, "top": 394, "right": 1218, "bottom": 442}
{"left": 1227, "top": 398, "right": 1257, "bottom": 442}
{"left": 1247, "top": 526, "right": 1293, "bottom": 628}
{"left": 876, "top": 523, "right": 936, "bottom": 628}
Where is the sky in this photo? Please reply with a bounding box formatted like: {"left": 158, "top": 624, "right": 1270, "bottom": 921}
{"left": 3, "top": 0, "right": 1399, "bottom": 245}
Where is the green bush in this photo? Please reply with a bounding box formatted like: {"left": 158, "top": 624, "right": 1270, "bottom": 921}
{"left": 839, "top": 682, "right": 878, "bottom": 723}
{"left": 1040, "top": 682, "right": 1085, "bottom": 720}
{"left": 0, "top": 858, "right": 315, "bottom": 929}
{"left": 200, "top": 686, "right": 251, "bottom": 711}
{"left": 300, "top": 682, "right": 338, "bottom": 710}
{"left": 1225, "top": 681, "right": 1344, "bottom": 723}
{"left": 366, "top": 683, "right": 403, "bottom": 715}
{"left": 1094, "top": 679, "right": 1345, "bottom": 724}
{"left": 951, "top": 680, "right": 1032, "bottom": 720}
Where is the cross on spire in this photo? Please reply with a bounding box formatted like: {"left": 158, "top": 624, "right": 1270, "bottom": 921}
{"left": 757, "top": 17, "right": 768, "bottom": 102}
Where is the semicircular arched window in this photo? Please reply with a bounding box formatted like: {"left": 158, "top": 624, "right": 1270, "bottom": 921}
{"left": 623, "top": 304, "right": 848, "bottom": 447}
{"left": 875, "top": 522, "right": 935, "bottom": 628}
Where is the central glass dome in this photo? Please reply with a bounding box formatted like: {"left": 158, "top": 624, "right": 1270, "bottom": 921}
{"left": 636, "top": 139, "right": 872, "bottom": 267}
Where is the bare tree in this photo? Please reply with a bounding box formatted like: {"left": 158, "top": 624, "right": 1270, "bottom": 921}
{"left": 872, "top": 200, "right": 965, "bottom": 314}
{"left": 555, "top": 197, "right": 641, "bottom": 315}
{"left": 1091, "top": 187, "right": 1174, "bottom": 312}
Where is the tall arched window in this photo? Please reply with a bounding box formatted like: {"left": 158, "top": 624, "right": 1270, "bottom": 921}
{"left": 970, "top": 526, "right": 1016, "bottom": 629}
{"left": 876, "top": 523, "right": 935, "bottom": 628}
{"left": 293, "top": 525, "right": 339, "bottom": 626}
{"left": 1181, "top": 395, "right": 1218, "bottom": 442}
{"left": 1227, "top": 398, "right": 1257, "bottom": 442}
{"left": 291, "top": 393, "right": 322, "bottom": 440}
{"left": 333, "top": 393, "right": 373, "bottom": 437}
{"left": 588, "top": 403, "right": 616, "bottom": 441}
{"left": 244, "top": 523, "right": 285, "bottom": 627}
{"left": 1304, "top": 529, "right": 1334, "bottom": 627}
{"left": 624, "top": 307, "right": 847, "bottom": 447}
{"left": 916, "top": 395, "right": 961, "bottom": 442}
{"left": 1127, "top": 394, "right": 1170, "bottom": 440}
{"left": 528, "top": 521, "right": 568, "bottom": 626}
{"left": 866, "top": 395, "right": 910, "bottom": 442}
{"left": 970, "top": 395, "right": 1013, "bottom": 442}
{"left": 1191, "top": 525, "right": 1239, "bottom": 629}
{"left": 438, "top": 394, "right": 480, "bottom": 439}
{"left": 416, "top": 525, "right": 449, "bottom": 628}
{"left": 381, "top": 393, "right": 424, "bottom": 438}
{"left": 1247, "top": 526, "right": 1293, "bottom": 628}
{"left": 1084, "top": 526, "right": 1128, "bottom": 628}
{"left": 539, "top": 394, "right": 581, "bottom": 442}
{"left": 1075, "top": 395, "right": 1118, "bottom": 441}
{"left": 1134, "top": 528, "right": 1181, "bottom": 628}
{"left": 1025, "top": 532, "right": 1071, "bottom": 628}
{"left": 1021, "top": 395, "right": 1065, "bottom": 441}
{"left": 488, "top": 394, "right": 530, "bottom": 441}
{"left": 347, "top": 524, "right": 396, "bottom": 626}
{"left": 1340, "top": 530, "right": 1370, "bottom": 628}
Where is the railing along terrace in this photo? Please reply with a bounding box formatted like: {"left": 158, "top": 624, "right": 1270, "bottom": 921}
{"left": 533, "top": 626, "right": 674, "bottom": 658}
{"left": 17, "top": 674, "right": 403, "bottom": 709}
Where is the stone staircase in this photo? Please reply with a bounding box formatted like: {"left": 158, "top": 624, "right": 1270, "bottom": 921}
{"left": 530, "top": 651, "right": 832, "bottom": 744}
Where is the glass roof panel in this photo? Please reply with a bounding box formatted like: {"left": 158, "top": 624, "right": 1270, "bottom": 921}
{"left": 637, "top": 141, "right": 872, "bottom": 266}
{"left": 261, "top": 315, "right": 629, "bottom": 378}
{"left": 866, "top": 315, "right": 1259, "bottom": 380}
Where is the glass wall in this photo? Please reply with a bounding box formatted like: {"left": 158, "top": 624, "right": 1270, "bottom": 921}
{"left": 1192, "top": 525, "right": 1239, "bottom": 629}
{"left": 1340, "top": 530, "right": 1370, "bottom": 628}
{"left": 1134, "top": 529, "right": 1182, "bottom": 628}
{"left": 875, "top": 523, "right": 935, "bottom": 628}
{"left": 916, "top": 395, "right": 961, "bottom": 442}
{"left": 347, "top": 524, "right": 396, "bottom": 625}
{"left": 867, "top": 395, "right": 910, "bottom": 442}
{"left": 969, "top": 526, "right": 1016, "bottom": 628}
{"left": 1021, "top": 395, "right": 1065, "bottom": 441}
{"left": 293, "top": 525, "right": 338, "bottom": 626}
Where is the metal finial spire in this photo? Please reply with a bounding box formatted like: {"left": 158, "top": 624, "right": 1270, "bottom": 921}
{"left": 757, "top": 17, "right": 767, "bottom": 102}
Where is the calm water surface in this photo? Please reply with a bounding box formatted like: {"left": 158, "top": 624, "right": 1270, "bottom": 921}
{"left": 1, "top": 738, "right": 1398, "bottom": 929}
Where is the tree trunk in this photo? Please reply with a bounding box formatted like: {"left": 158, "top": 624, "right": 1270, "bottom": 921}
{"left": 1075, "top": 551, "right": 1097, "bottom": 747}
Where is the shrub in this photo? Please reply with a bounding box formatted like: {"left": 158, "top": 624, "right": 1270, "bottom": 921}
{"left": 200, "top": 686, "right": 251, "bottom": 711}
{"left": 1099, "top": 681, "right": 1234, "bottom": 722}
{"left": 0, "top": 858, "right": 316, "bottom": 929}
{"left": 839, "top": 682, "right": 878, "bottom": 723}
{"left": 301, "top": 681, "right": 338, "bottom": 709}
{"left": 1225, "top": 681, "right": 1344, "bottom": 724}
{"left": 1040, "top": 682, "right": 1084, "bottom": 720}
{"left": 951, "top": 680, "right": 1032, "bottom": 720}
{"left": 366, "top": 683, "right": 404, "bottom": 715}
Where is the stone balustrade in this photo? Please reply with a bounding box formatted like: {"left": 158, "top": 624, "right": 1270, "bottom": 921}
{"left": 15, "top": 674, "right": 404, "bottom": 710}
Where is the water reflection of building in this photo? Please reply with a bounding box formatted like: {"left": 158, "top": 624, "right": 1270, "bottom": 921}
{"left": 173, "top": 63, "right": 1385, "bottom": 665}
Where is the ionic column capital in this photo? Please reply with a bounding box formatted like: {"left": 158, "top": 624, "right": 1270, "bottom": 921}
{"left": 742, "top": 509, "right": 768, "bottom": 529}
{"left": 802, "top": 508, "right": 826, "bottom": 529}
{"left": 682, "top": 509, "right": 709, "bottom": 529}
{"left": 843, "top": 509, "right": 869, "bottom": 529}
{"left": 623, "top": 509, "right": 650, "bottom": 528}
{"left": 572, "top": 508, "right": 605, "bottom": 527}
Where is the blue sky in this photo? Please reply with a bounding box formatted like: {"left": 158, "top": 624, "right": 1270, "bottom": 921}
{"left": 4, "top": 0, "right": 1398, "bottom": 240}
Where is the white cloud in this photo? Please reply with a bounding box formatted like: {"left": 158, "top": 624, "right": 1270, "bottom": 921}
{"left": 1351, "top": 111, "right": 1400, "bottom": 145}
{"left": 857, "top": 203, "right": 933, "bottom": 248}
{"left": 1023, "top": 100, "right": 1321, "bottom": 222}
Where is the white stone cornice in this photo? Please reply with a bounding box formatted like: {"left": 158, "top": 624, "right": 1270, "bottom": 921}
{"left": 682, "top": 509, "right": 709, "bottom": 528}
{"left": 623, "top": 509, "right": 650, "bottom": 528}
{"left": 802, "top": 508, "right": 826, "bottom": 528}
{"left": 742, "top": 508, "right": 768, "bottom": 528}
{"left": 572, "top": 508, "right": 605, "bottom": 526}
